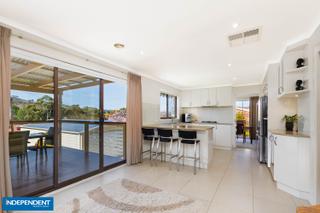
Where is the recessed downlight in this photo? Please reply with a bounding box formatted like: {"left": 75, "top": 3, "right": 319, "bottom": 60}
{"left": 228, "top": 63, "right": 232, "bottom": 67}
{"left": 114, "top": 43, "right": 125, "bottom": 48}
{"left": 232, "top": 22, "right": 239, "bottom": 29}
{"left": 140, "top": 50, "right": 144, "bottom": 55}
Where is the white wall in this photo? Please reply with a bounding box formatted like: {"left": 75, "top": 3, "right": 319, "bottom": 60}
{"left": 307, "top": 24, "right": 320, "bottom": 204}
{"left": 141, "top": 77, "right": 181, "bottom": 125}
{"left": 11, "top": 35, "right": 127, "bottom": 83}
{"left": 232, "top": 85, "right": 262, "bottom": 99}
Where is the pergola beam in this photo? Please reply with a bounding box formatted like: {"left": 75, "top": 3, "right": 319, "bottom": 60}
{"left": 36, "top": 72, "right": 86, "bottom": 88}
{"left": 11, "top": 63, "right": 45, "bottom": 78}
{"left": 60, "top": 80, "right": 100, "bottom": 91}
{"left": 11, "top": 84, "right": 53, "bottom": 94}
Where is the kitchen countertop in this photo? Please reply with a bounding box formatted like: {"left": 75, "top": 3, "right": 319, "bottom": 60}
{"left": 269, "top": 129, "right": 310, "bottom": 138}
{"left": 143, "top": 123, "right": 214, "bottom": 131}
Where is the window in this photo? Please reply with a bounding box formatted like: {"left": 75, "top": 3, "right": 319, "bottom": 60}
{"left": 160, "top": 93, "right": 177, "bottom": 119}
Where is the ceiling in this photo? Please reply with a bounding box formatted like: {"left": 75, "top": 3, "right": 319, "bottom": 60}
{"left": 1, "top": 0, "right": 320, "bottom": 89}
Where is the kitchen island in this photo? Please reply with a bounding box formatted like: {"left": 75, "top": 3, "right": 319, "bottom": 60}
{"left": 142, "top": 123, "right": 214, "bottom": 169}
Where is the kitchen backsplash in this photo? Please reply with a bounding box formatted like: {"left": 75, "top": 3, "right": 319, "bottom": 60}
{"left": 181, "top": 107, "right": 234, "bottom": 123}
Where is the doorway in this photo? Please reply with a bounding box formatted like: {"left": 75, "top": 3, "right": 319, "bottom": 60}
{"left": 235, "top": 97, "right": 258, "bottom": 149}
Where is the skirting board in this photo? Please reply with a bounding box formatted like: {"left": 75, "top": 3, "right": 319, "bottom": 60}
{"left": 277, "top": 182, "right": 310, "bottom": 201}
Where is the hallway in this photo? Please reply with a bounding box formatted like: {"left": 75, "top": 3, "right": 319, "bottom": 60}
{"left": 51, "top": 148, "right": 309, "bottom": 212}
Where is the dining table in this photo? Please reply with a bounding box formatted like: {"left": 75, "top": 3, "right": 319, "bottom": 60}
{"left": 29, "top": 132, "right": 48, "bottom": 148}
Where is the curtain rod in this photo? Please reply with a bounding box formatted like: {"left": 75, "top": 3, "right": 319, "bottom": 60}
{"left": 11, "top": 44, "right": 128, "bottom": 81}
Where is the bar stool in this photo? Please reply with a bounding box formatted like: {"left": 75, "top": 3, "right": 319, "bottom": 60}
{"left": 141, "top": 128, "right": 158, "bottom": 162}
{"left": 177, "top": 130, "right": 200, "bottom": 175}
{"left": 155, "top": 128, "right": 179, "bottom": 167}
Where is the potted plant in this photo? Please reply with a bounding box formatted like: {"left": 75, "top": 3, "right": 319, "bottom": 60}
{"left": 282, "top": 114, "right": 300, "bottom": 132}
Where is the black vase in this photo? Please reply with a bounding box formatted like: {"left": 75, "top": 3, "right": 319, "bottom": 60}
{"left": 285, "top": 122, "right": 294, "bottom": 131}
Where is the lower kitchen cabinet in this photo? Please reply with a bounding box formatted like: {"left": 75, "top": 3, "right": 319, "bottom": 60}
{"left": 273, "top": 134, "right": 311, "bottom": 200}
{"left": 213, "top": 124, "right": 234, "bottom": 150}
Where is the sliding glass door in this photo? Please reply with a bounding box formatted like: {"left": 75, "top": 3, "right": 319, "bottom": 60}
{"left": 10, "top": 57, "right": 55, "bottom": 196}
{"left": 9, "top": 56, "right": 127, "bottom": 196}
{"left": 103, "top": 81, "right": 127, "bottom": 167}
{"left": 57, "top": 69, "right": 101, "bottom": 183}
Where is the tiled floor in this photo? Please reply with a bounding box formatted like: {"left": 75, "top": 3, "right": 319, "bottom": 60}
{"left": 50, "top": 148, "right": 309, "bottom": 213}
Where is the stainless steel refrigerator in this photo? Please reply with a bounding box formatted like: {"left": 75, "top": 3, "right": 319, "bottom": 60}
{"left": 257, "top": 96, "right": 268, "bottom": 163}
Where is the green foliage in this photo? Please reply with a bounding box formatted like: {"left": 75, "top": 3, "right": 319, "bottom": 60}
{"left": 12, "top": 95, "right": 123, "bottom": 121}
{"left": 13, "top": 95, "right": 54, "bottom": 121}
{"left": 282, "top": 114, "right": 302, "bottom": 123}
{"left": 61, "top": 104, "right": 99, "bottom": 120}
{"left": 236, "top": 112, "right": 245, "bottom": 121}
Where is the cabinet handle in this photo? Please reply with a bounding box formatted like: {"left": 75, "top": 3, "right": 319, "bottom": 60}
{"left": 269, "top": 134, "right": 277, "bottom": 146}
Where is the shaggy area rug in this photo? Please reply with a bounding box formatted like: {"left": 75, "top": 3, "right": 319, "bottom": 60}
{"left": 55, "top": 178, "right": 206, "bottom": 213}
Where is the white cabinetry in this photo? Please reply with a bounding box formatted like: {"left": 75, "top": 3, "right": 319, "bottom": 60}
{"left": 216, "top": 87, "right": 233, "bottom": 106}
{"left": 208, "top": 88, "right": 217, "bottom": 106}
{"left": 213, "top": 124, "right": 233, "bottom": 150}
{"left": 278, "top": 41, "right": 309, "bottom": 98}
{"left": 180, "top": 86, "right": 232, "bottom": 108}
{"left": 191, "top": 89, "right": 202, "bottom": 107}
{"left": 273, "top": 134, "right": 310, "bottom": 199}
{"left": 181, "top": 91, "right": 192, "bottom": 107}
{"left": 200, "top": 88, "right": 217, "bottom": 106}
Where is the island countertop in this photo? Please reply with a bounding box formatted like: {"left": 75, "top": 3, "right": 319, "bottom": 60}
{"left": 143, "top": 123, "right": 214, "bottom": 131}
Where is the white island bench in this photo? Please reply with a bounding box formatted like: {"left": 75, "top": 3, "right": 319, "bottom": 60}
{"left": 143, "top": 124, "right": 214, "bottom": 169}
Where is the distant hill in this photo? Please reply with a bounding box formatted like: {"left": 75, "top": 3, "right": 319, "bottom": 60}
{"left": 11, "top": 95, "right": 34, "bottom": 106}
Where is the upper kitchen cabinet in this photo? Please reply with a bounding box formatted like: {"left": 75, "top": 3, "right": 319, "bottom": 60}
{"left": 180, "top": 86, "right": 232, "bottom": 107}
{"left": 200, "top": 88, "right": 217, "bottom": 107}
{"left": 181, "top": 90, "right": 192, "bottom": 107}
{"left": 191, "top": 89, "right": 202, "bottom": 107}
{"left": 216, "top": 86, "right": 233, "bottom": 106}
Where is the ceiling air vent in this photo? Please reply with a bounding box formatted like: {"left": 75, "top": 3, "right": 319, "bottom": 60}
{"left": 228, "top": 27, "right": 261, "bottom": 47}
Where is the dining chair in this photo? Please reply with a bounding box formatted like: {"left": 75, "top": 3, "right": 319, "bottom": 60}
{"left": 44, "top": 127, "right": 54, "bottom": 148}
{"left": 9, "top": 131, "right": 30, "bottom": 169}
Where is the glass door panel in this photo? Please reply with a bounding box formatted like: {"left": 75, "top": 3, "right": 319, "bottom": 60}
{"left": 9, "top": 57, "right": 54, "bottom": 195}
{"left": 103, "top": 81, "right": 127, "bottom": 166}
{"left": 58, "top": 69, "right": 100, "bottom": 183}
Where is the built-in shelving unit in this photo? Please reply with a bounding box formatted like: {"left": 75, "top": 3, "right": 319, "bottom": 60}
{"left": 286, "top": 66, "right": 308, "bottom": 74}
{"left": 278, "top": 89, "right": 310, "bottom": 98}
{"left": 278, "top": 40, "right": 309, "bottom": 99}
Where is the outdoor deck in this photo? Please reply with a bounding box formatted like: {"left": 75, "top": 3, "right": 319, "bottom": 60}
{"left": 10, "top": 147, "right": 123, "bottom": 196}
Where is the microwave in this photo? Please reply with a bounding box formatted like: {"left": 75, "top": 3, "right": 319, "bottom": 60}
{"left": 181, "top": 113, "right": 192, "bottom": 123}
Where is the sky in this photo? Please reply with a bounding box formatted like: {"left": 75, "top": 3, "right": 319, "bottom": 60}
{"left": 11, "top": 82, "right": 127, "bottom": 110}
{"left": 236, "top": 100, "right": 250, "bottom": 109}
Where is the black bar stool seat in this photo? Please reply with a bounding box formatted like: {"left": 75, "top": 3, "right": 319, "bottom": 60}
{"left": 144, "top": 135, "right": 158, "bottom": 140}
{"left": 159, "top": 137, "right": 179, "bottom": 143}
{"left": 180, "top": 139, "right": 200, "bottom": 144}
